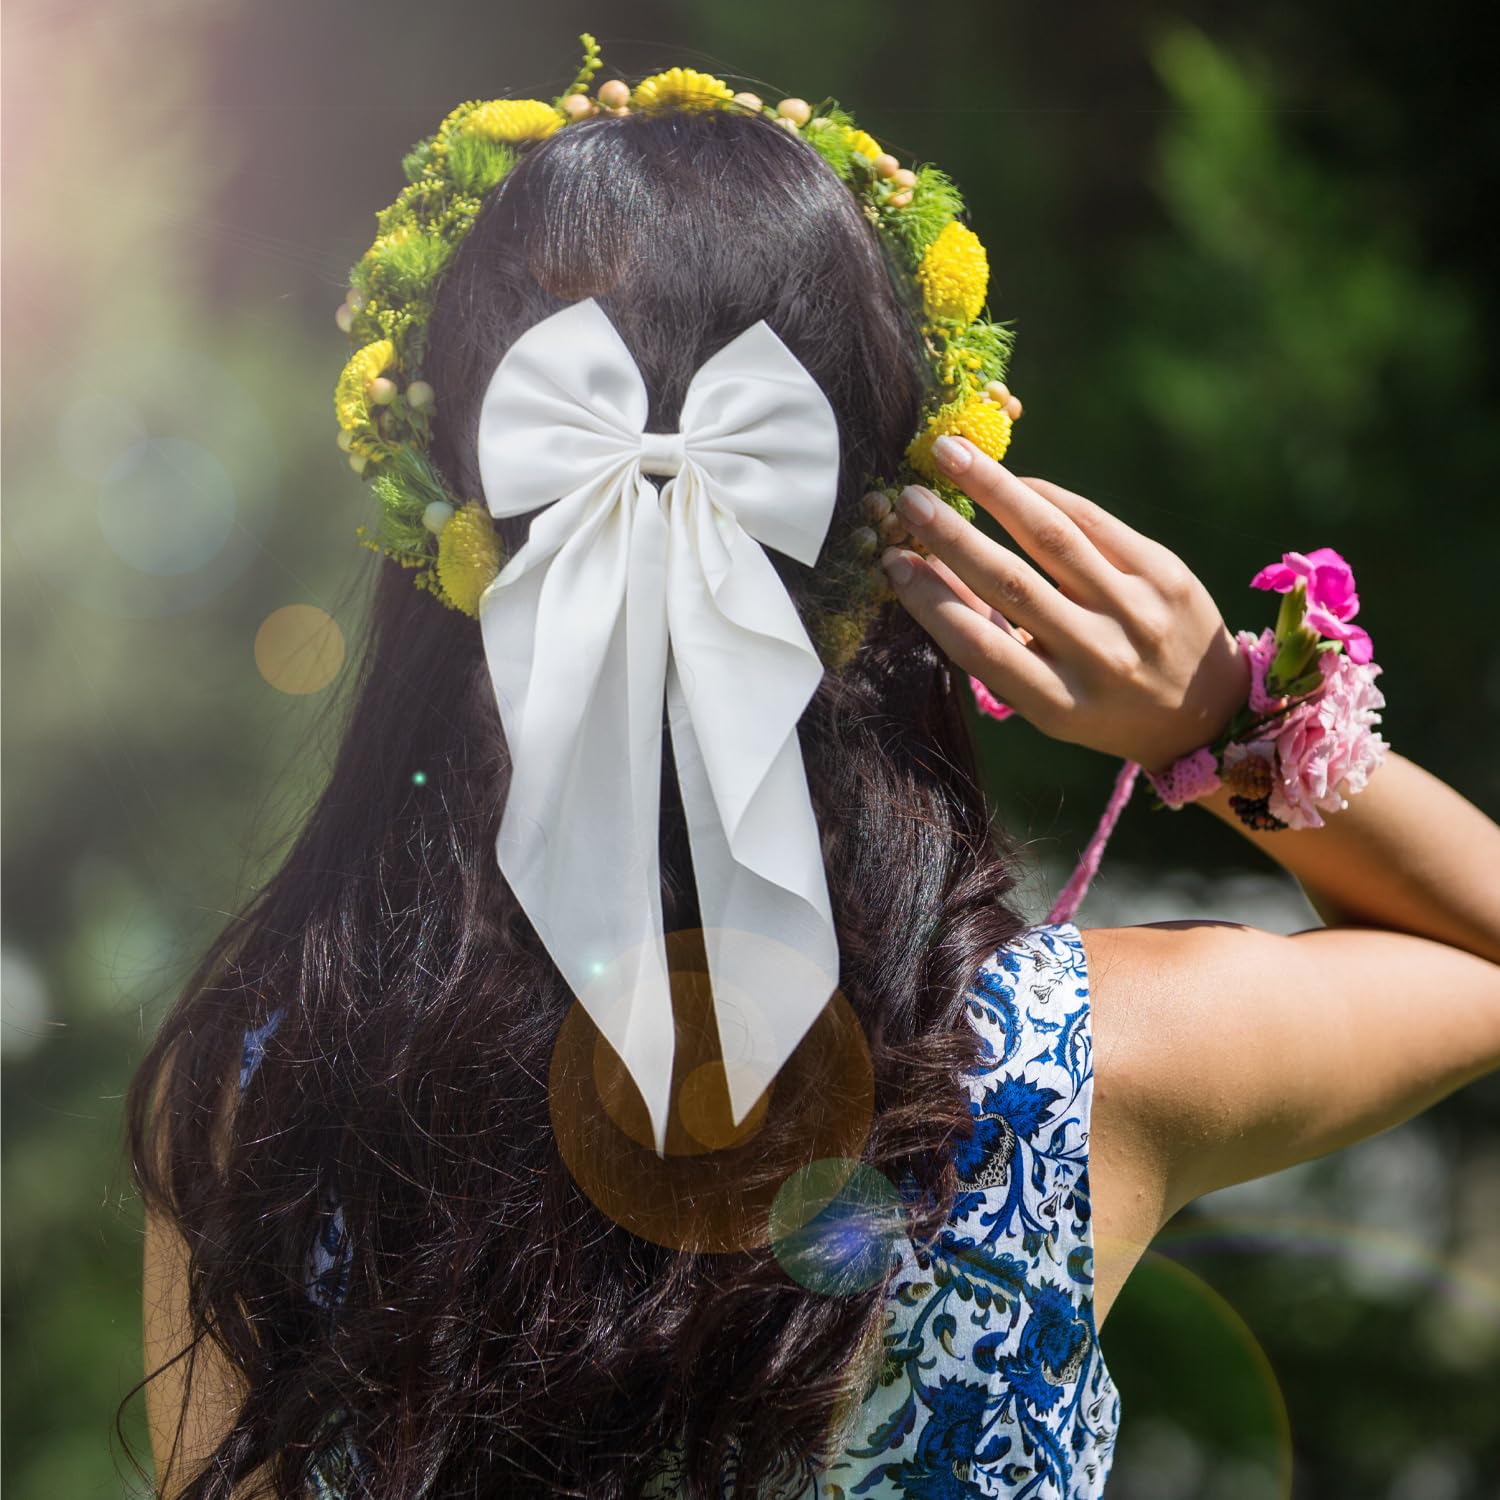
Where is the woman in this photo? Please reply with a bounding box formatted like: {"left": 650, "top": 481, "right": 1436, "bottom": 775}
{"left": 126, "top": 86, "right": 1500, "bottom": 1500}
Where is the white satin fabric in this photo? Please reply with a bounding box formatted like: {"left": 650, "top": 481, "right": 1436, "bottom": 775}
{"left": 475, "top": 297, "right": 843, "bottom": 1158}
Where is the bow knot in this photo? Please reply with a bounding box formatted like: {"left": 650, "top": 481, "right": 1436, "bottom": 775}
{"left": 638, "top": 429, "right": 686, "bottom": 476}
{"left": 475, "top": 297, "right": 844, "bottom": 1158}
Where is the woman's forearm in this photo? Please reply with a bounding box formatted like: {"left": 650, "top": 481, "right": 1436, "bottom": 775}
{"left": 1197, "top": 750, "right": 1500, "bottom": 965}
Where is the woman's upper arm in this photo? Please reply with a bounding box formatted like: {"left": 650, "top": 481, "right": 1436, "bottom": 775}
{"left": 141, "top": 1044, "right": 260, "bottom": 1499}
{"left": 1081, "top": 921, "right": 1500, "bottom": 1223}
{"left": 143, "top": 1205, "right": 250, "bottom": 1499}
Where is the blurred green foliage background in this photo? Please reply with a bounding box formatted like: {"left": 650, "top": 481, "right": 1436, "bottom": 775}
{"left": 3, "top": 2, "right": 1496, "bottom": 1496}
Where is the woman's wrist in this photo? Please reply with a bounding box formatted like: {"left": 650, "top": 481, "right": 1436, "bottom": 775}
{"left": 1134, "top": 635, "right": 1252, "bottom": 781}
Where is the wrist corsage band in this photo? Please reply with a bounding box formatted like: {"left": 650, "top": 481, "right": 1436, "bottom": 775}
{"left": 969, "top": 545, "right": 1389, "bottom": 923}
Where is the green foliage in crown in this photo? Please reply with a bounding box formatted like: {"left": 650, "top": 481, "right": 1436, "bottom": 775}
{"left": 333, "top": 33, "right": 1025, "bottom": 665}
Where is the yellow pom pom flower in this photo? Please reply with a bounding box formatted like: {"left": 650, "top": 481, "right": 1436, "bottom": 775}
{"left": 842, "top": 126, "right": 881, "bottom": 160}
{"left": 334, "top": 338, "right": 396, "bottom": 435}
{"left": 916, "top": 220, "right": 989, "bottom": 325}
{"left": 436, "top": 500, "right": 504, "bottom": 617}
{"left": 906, "top": 395, "right": 1013, "bottom": 481}
{"left": 461, "top": 99, "right": 563, "bottom": 143}
{"left": 632, "top": 67, "right": 736, "bottom": 110}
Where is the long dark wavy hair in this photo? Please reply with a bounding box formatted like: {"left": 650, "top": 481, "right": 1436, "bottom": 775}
{"left": 120, "top": 104, "right": 1029, "bottom": 1499}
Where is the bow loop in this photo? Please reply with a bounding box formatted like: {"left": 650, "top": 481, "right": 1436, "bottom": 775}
{"left": 474, "top": 298, "right": 842, "bottom": 1157}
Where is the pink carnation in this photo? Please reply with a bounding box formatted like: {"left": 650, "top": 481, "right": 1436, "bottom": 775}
{"left": 1304, "top": 606, "right": 1373, "bottom": 664}
{"left": 1251, "top": 546, "right": 1359, "bottom": 618}
{"left": 1235, "top": 627, "right": 1282, "bottom": 712}
{"left": 1264, "top": 651, "right": 1388, "bottom": 829}
{"left": 1251, "top": 546, "right": 1373, "bottom": 665}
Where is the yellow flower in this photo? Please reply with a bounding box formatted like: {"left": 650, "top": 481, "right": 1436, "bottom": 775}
{"left": 843, "top": 126, "right": 881, "bottom": 160}
{"left": 334, "top": 339, "right": 396, "bottom": 433}
{"left": 359, "top": 223, "right": 414, "bottom": 275}
{"left": 906, "top": 396, "right": 1013, "bottom": 480}
{"left": 436, "top": 500, "right": 504, "bottom": 617}
{"left": 461, "top": 99, "right": 563, "bottom": 143}
{"left": 632, "top": 67, "right": 736, "bottom": 110}
{"left": 371, "top": 222, "right": 415, "bottom": 252}
{"left": 916, "top": 220, "right": 989, "bottom": 325}
{"left": 431, "top": 98, "right": 482, "bottom": 145}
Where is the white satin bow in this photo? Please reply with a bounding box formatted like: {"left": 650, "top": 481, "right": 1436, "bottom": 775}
{"left": 475, "top": 297, "right": 843, "bottom": 1159}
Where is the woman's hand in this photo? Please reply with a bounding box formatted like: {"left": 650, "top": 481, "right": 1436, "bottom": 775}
{"left": 879, "top": 434, "right": 1248, "bottom": 774}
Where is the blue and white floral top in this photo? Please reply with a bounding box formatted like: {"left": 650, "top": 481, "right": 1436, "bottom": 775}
{"left": 800, "top": 920, "right": 1120, "bottom": 1498}
{"left": 239, "top": 920, "right": 1119, "bottom": 1497}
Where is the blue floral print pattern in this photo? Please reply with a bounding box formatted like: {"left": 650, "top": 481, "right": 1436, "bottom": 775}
{"left": 237, "top": 1004, "right": 362, "bottom": 1495}
{"left": 238, "top": 921, "right": 1117, "bottom": 1496}
{"left": 239, "top": 1007, "right": 283, "bottom": 1091}
{"left": 237, "top": 1004, "right": 353, "bottom": 1316}
{"left": 798, "top": 921, "right": 1119, "bottom": 1498}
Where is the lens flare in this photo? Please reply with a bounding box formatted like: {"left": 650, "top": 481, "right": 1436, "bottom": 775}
{"left": 1104, "top": 1250, "right": 1292, "bottom": 1499}
{"left": 678, "top": 1059, "right": 770, "bottom": 1150}
{"left": 769, "top": 1158, "right": 906, "bottom": 1297}
{"left": 10, "top": 339, "right": 280, "bottom": 618}
{"left": 549, "top": 925, "right": 874, "bottom": 1253}
{"left": 254, "top": 605, "right": 345, "bottom": 695}
{"left": 1155, "top": 1213, "right": 1500, "bottom": 1371}
{"left": 56, "top": 392, "right": 146, "bottom": 483}
{"left": 97, "top": 437, "right": 236, "bottom": 574}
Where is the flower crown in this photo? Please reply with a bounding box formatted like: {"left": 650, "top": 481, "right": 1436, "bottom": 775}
{"left": 333, "top": 34, "right": 1023, "bottom": 669}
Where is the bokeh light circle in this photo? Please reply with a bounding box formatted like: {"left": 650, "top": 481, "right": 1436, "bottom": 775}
{"left": 97, "top": 437, "right": 236, "bottom": 574}
{"left": 55, "top": 392, "right": 146, "bottom": 483}
{"left": 768, "top": 1158, "right": 906, "bottom": 1297}
{"left": 677, "top": 1059, "right": 770, "bottom": 1150}
{"left": 1104, "top": 1249, "right": 1292, "bottom": 1498}
{"left": 1156, "top": 1213, "right": 1500, "bottom": 1326}
{"left": 254, "top": 605, "right": 345, "bottom": 694}
{"left": 10, "top": 338, "right": 281, "bottom": 618}
{"left": 550, "top": 925, "right": 876, "bottom": 1254}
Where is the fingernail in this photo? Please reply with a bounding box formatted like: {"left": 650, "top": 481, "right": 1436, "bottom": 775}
{"left": 896, "top": 484, "right": 937, "bottom": 525}
{"left": 931, "top": 435, "right": 971, "bottom": 473}
{"left": 881, "top": 547, "right": 914, "bottom": 585}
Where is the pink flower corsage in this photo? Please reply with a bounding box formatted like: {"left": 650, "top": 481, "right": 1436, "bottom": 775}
{"left": 1212, "top": 632, "right": 1387, "bottom": 829}
{"left": 1145, "top": 546, "right": 1388, "bottom": 830}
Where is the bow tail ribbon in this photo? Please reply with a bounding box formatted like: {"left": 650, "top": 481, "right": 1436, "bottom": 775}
{"left": 667, "top": 680, "right": 839, "bottom": 1134}
{"left": 483, "top": 464, "right": 838, "bottom": 1159}
{"left": 482, "top": 466, "right": 684, "bottom": 1156}
{"left": 665, "top": 465, "right": 839, "bottom": 1139}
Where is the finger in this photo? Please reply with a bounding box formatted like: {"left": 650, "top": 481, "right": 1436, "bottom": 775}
{"left": 922, "top": 551, "right": 1031, "bottom": 641}
{"left": 881, "top": 547, "right": 1072, "bottom": 724}
{"left": 893, "top": 483, "right": 1092, "bottom": 647}
{"left": 1014, "top": 475, "right": 1177, "bottom": 577}
{"left": 929, "top": 437, "right": 1129, "bottom": 607}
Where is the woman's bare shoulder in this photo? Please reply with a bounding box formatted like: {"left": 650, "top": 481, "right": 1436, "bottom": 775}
{"left": 1076, "top": 919, "right": 1500, "bottom": 1328}
{"left": 1080, "top": 919, "right": 1500, "bottom": 1217}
